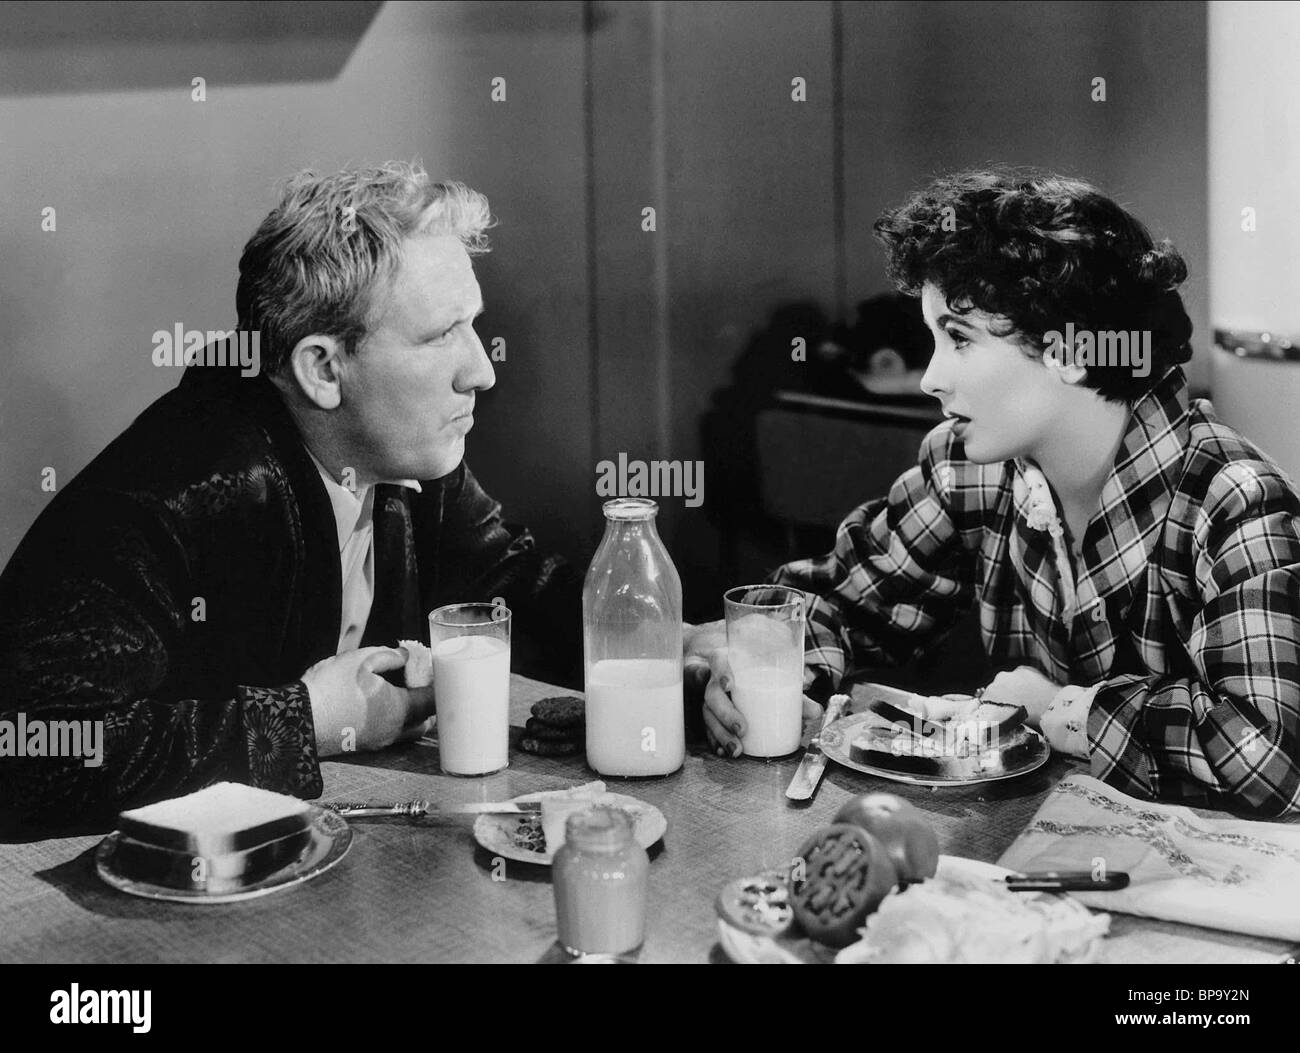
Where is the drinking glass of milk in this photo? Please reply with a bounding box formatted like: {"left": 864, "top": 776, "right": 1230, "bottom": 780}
{"left": 723, "top": 586, "right": 806, "bottom": 758}
{"left": 428, "top": 601, "right": 512, "bottom": 776}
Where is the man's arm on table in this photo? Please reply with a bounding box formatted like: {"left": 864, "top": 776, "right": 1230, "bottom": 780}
{"left": 0, "top": 492, "right": 322, "bottom": 827}
{"left": 687, "top": 426, "right": 978, "bottom": 754}
{"left": 415, "top": 462, "right": 583, "bottom": 687}
{"left": 1057, "top": 461, "right": 1300, "bottom": 816}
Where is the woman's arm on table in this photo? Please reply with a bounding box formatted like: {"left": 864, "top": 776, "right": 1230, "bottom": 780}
{"left": 768, "top": 425, "right": 980, "bottom": 702}
{"left": 687, "top": 426, "right": 980, "bottom": 754}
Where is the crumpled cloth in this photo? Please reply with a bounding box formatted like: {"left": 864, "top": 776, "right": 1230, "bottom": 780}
{"left": 998, "top": 773, "right": 1300, "bottom": 940}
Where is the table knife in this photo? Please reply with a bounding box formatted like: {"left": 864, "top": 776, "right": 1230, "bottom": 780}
{"left": 785, "top": 693, "right": 850, "bottom": 801}
{"left": 321, "top": 799, "right": 542, "bottom": 818}
{"left": 867, "top": 697, "right": 945, "bottom": 739}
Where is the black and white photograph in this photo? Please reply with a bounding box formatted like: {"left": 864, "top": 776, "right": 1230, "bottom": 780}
{"left": 0, "top": 0, "right": 1296, "bottom": 1004}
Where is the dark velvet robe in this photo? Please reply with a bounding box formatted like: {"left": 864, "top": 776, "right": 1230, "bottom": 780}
{"left": 0, "top": 362, "right": 581, "bottom": 828}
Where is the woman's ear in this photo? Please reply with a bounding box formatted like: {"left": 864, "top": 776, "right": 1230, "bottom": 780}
{"left": 1040, "top": 333, "right": 1089, "bottom": 386}
{"left": 285, "top": 334, "right": 346, "bottom": 410}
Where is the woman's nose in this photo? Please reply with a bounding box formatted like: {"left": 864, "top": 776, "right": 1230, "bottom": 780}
{"left": 920, "top": 349, "right": 949, "bottom": 400}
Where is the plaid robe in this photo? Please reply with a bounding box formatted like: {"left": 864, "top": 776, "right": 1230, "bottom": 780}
{"left": 772, "top": 366, "right": 1300, "bottom": 816}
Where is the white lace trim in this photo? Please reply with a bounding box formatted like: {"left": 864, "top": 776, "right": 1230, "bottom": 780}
{"left": 1014, "top": 462, "right": 1078, "bottom": 621}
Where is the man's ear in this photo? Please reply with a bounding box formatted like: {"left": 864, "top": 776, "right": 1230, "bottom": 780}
{"left": 284, "top": 334, "right": 347, "bottom": 410}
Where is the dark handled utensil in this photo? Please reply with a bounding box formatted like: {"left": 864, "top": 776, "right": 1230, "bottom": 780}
{"left": 1005, "top": 870, "right": 1130, "bottom": 893}
{"left": 867, "top": 697, "right": 947, "bottom": 739}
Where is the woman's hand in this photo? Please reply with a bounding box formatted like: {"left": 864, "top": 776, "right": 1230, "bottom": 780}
{"left": 687, "top": 619, "right": 821, "bottom": 756}
{"left": 701, "top": 647, "right": 746, "bottom": 756}
{"left": 699, "top": 646, "right": 822, "bottom": 757}
{"left": 685, "top": 619, "right": 740, "bottom": 753}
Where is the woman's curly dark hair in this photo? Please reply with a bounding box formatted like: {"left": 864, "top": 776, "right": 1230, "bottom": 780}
{"left": 873, "top": 168, "right": 1193, "bottom": 403}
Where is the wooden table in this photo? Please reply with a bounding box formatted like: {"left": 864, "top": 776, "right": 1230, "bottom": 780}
{"left": 1, "top": 675, "right": 1295, "bottom": 964}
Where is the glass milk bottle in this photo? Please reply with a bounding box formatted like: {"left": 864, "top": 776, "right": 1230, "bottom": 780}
{"left": 583, "top": 498, "right": 685, "bottom": 777}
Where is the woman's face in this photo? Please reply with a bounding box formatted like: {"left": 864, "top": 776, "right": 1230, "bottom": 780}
{"left": 918, "top": 282, "right": 1067, "bottom": 465}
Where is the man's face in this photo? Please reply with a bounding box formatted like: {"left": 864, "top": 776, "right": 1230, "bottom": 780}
{"left": 918, "top": 282, "right": 1065, "bottom": 464}
{"left": 336, "top": 234, "right": 493, "bottom": 481}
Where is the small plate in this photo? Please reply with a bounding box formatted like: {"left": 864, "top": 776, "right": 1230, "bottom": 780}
{"left": 96, "top": 805, "right": 352, "bottom": 904}
{"left": 473, "top": 791, "right": 667, "bottom": 866}
{"left": 818, "top": 710, "right": 1050, "bottom": 787}
{"left": 716, "top": 855, "right": 1104, "bottom": 964}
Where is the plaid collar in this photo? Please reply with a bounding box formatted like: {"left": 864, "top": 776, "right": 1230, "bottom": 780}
{"left": 1012, "top": 365, "right": 1190, "bottom": 615}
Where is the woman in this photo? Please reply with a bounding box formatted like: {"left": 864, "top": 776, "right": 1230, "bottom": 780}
{"left": 697, "top": 169, "right": 1300, "bottom": 816}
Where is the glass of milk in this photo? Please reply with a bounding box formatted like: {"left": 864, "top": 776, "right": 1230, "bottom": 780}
{"left": 428, "top": 602, "right": 512, "bottom": 776}
{"left": 723, "top": 586, "right": 806, "bottom": 757}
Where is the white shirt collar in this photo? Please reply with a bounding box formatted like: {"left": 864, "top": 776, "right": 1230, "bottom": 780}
{"left": 305, "top": 448, "right": 422, "bottom": 551}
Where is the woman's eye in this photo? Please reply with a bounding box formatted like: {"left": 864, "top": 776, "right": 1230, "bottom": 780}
{"left": 946, "top": 328, "right": 970, "bottom": 348}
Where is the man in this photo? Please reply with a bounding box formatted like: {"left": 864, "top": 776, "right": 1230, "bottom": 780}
{"left": 0, "top": 162, "right": 580, "bottom": 827}
{"left": 694, "top": 170, "right": 1300, "bottom": 817}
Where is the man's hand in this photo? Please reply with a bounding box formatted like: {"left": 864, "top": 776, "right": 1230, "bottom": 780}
{"left": 982, "top": 665, "right": 1062, "bottom": 729}
{"left": 302, "top": 646, "right": 437, "bottom": 757}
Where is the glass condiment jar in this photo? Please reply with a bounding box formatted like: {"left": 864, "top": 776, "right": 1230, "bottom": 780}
{"left": 553, "top": 806, "right": 649, "bottom": 956}
{"left": 582, "top": 498, "right": 685, "bottom": 777}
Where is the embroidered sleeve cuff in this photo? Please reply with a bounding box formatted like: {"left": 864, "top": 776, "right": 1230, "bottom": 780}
{"left": 1040, "top": 683, "right": 1099, "bottom": 760}
{"left": 237, "top": 681, "right": 323, "bottom": 800}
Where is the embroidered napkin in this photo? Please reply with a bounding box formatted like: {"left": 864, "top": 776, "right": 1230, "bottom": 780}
{"left": 998, "top": 774, "right": 1300, "bottom": 940}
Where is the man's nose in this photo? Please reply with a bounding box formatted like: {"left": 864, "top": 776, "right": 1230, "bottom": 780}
{"left": 459, "top": 329, "right": 495, "bottom": 392}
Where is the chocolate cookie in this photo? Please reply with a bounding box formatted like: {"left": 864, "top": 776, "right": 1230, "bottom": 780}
{"left": 529, "top": 696, "right": 585, "bottom": 729}
{"left": 520, "top": 737, "right": 583, "bottom": 757}
{"left": 524, "top": 717, "right": 583, "bottom": 742}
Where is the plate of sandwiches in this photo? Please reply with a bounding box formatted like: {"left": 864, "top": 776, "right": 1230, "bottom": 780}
{"left": 816, "top": 683, "right": 1050, "bottom": 786}
{"left": 473, "top": 780, "right": 667, "bottom": 865}
{"left": 96, "top": 782, "right": 351, "bottom": 903}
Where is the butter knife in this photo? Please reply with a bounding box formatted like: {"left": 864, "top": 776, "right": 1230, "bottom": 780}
{"left": 321, "top": 799, "right": 542, "bottom": 818}
{"left": 785, "top": 693, "right": 850, "bottom": 801}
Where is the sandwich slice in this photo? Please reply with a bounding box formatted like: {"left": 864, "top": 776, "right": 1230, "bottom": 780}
{"left": 119, "top": 781, "right": 311, "bottom": 855}
{"left": 116, "top": 782, "right": 313, "bottom": 890}
{"left": 849, "top": 723, "right": 948, "bottom": 775}
{"left": 851, "top": 692, "right": 1030, "bottom": 772}
{"left": 113, "top": 830, "right": 312, "bottom": 893}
